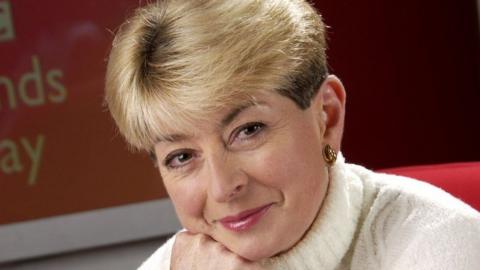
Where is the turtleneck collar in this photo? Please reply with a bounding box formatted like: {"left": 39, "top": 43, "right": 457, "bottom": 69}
{"left": 261, "top": 154, "right": 364, "bottom": 270}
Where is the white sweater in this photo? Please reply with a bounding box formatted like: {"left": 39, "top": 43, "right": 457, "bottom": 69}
{"left": 138, "top": 156, "right": 480, "bottom": 270}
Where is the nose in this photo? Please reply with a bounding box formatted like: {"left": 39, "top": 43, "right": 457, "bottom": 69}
{"left": 207, "top": 153, "right": 248, "bottom": 203}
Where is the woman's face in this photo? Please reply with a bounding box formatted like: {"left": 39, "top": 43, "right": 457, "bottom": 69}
{"left": 154, "top": 83, "right": 341, "bottom": 261}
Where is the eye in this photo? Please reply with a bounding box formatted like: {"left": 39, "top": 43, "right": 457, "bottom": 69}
{"left": 233, "top": 122, "right": 265, "bottom": 142}
{"left": 164, "top": 150, "right": 195, "bottom": 169}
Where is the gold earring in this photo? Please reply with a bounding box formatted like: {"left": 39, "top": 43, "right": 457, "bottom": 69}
{"left": 323, "top": 144, "right": 337, "bottom": 166}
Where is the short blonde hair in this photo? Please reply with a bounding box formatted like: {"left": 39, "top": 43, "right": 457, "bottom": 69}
{"left": 105, "top": 0, "right": 328, "bottom": 151}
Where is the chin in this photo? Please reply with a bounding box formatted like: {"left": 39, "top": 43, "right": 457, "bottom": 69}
{"left": 227, "top": 239, "right": 280, "bottom": 262}
{"left": 235, "top": 248, "right": 272, "bottom": 261}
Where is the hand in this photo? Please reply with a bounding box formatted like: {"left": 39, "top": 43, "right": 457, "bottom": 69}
{"left": 171, "top": 232, "right": 265, "bottom": 270}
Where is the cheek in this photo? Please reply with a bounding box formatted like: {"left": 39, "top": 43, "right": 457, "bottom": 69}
{"left": 164, "top": 180, "right": 206, "bottom": 229}
{"left": 246, "top": 130, "right": 326, "bottom": 193}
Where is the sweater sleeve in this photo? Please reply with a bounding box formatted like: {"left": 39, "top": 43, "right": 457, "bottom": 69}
{"left": 137, "top": 233, "right": 177, "bottom": 270}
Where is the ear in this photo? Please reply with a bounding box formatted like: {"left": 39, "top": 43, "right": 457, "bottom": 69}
{"left": 311, "top": 75, "right": 346, "bottom": 152}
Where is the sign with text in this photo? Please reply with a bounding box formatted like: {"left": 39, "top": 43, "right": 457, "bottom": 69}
{"left": 0, "top": 1, "right": 15, "bottom": 42}
{"left": 0, "top": 0, "right": 168, "bottom": 225}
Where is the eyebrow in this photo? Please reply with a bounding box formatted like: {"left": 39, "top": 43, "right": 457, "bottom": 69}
{"left": 156, "top": 102, "right": 258, "bottom": 144}
{"left": 157, "top": 133, "right": 190, "bottom": 143}
{"left": 220, "top": 102, "right": 256, "bottom": 127}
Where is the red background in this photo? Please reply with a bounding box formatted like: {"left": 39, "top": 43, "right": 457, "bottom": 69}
{"left": 0, "top": 0, "right": 165, "bottom": 225}
{"left": 315, "top": 0, "right": 480, "bottom": 168}
{"left": 0, "top": 0, "right": 478, "bottom": 225}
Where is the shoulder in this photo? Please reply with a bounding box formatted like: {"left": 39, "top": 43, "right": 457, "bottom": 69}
{"left": 345, "top": 163, "right": 480, "bottom": 269}
{"left": 346, "top": 162, "right": 479, "bottom": 217}
{"left": 137, "top": 233, "right": 177, "bottom": 270}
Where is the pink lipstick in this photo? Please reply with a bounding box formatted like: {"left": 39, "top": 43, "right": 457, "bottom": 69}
{"left": 219, "top": 203, "right": 273, "bottom": 232}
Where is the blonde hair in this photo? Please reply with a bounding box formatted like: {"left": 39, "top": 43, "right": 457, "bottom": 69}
{"left": 105, "top": 0, "right": 328, "bottom": 151}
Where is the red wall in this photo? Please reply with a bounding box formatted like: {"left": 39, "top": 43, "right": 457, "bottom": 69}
{"left": 0, "top": 0, "right": 165, "bottom": 225}
{"left": 313, "top": 0, "right": 480, "bottom": 169}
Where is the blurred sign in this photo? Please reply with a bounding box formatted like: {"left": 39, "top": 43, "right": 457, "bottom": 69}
{"left": 0, "top": 1, "right": 15, "bottom": 42}
{"left": 0, "top": 0, "right": 169, "bottom": 226}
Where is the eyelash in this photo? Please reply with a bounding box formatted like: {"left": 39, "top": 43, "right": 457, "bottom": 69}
{"left": 163, "top": 149, "right": 195, "bottom": 169}
{"left": 163, "top": 122, "right": 266, "bottom": 170}
{"left": 229, "top": 122, "right": 265, "bottom": 144}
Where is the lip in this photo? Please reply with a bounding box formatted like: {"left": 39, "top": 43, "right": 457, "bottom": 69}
{"left": 219, "top": 203, "right": 273, "bottom": 232}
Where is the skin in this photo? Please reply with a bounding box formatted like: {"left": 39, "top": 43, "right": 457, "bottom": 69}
{"left": 154, "top": 75, "right": 346, "bottom": 267}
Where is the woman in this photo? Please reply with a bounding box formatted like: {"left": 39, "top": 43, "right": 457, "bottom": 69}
{"left": 105, "top": 0, "right": 480, "bottom": 269}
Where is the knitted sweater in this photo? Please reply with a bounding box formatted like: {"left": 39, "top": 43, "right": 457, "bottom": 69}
{"left": 138, "top": 156, "right": 480, "bottom": 270}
